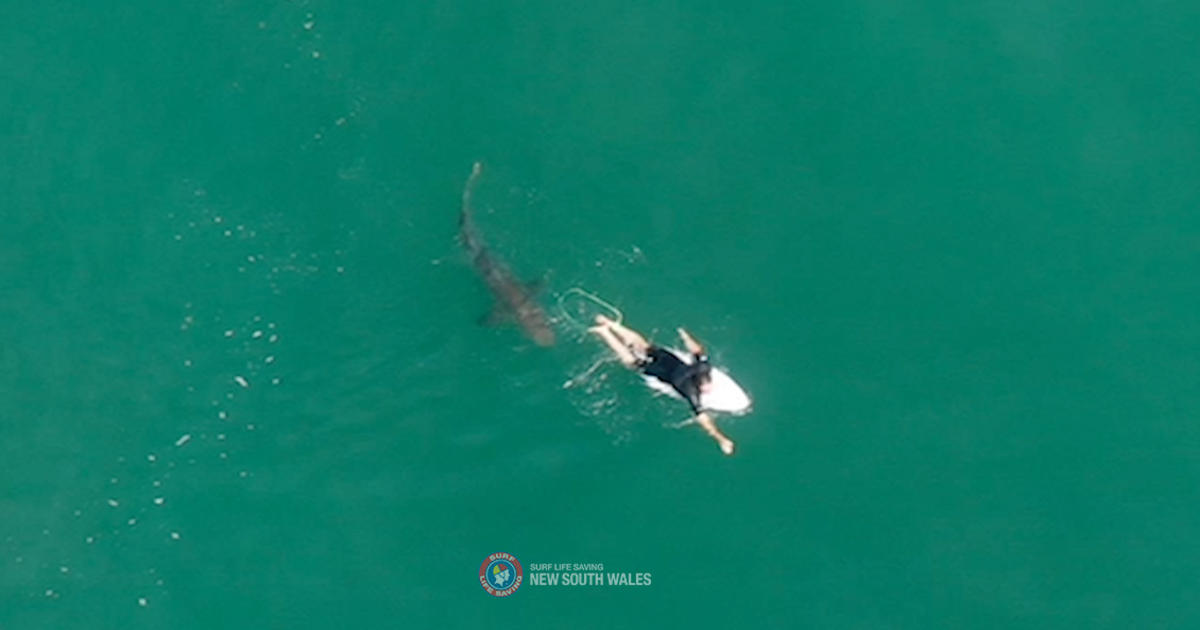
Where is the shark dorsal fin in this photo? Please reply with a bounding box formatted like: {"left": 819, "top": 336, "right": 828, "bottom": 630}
{"left": 480, "top": 303, "right": 514, "bottom": 327}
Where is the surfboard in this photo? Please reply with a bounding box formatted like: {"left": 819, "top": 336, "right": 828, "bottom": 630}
{"left": 641, "top": 348, "right": 752, "bottom": 415}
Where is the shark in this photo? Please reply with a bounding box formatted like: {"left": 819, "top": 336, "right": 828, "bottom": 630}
{"left": 459, "top": 162, "right": 556, "bottom": 347}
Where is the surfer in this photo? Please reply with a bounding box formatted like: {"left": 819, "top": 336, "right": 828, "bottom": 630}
{"left": 589, "top": 315, "right": 737, "bottom": 455}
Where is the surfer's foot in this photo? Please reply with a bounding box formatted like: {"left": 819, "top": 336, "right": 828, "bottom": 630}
{"left": 588, "top": 315, "right": 609, "bottom": 334}
{"left": 590, "top": 324, "right": 640, "bottom": 367}
{"left": 599, "top": 317, "right": 651, "bottom": 355}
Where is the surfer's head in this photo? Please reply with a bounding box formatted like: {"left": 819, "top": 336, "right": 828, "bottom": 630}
{"left": 696, "top": 359, "right": 713, "bottom": 391}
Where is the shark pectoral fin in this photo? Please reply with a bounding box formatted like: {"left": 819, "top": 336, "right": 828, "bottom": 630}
{"left": 479, "top": 303, "right": 513, "bottom": 326}
{"left": 525, "top": 277, "right": 547, "bottom": 296}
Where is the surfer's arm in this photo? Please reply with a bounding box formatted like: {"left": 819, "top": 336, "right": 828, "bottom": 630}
{"left": 677, "top": 328, "right": 706, "bottom": 357}
{"left": 694, "top": 412, "right": 735, "bottom": 456}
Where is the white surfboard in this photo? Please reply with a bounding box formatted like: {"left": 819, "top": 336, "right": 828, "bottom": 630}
{"left": 641, "top": 348, "right": 752, "bottom": 415}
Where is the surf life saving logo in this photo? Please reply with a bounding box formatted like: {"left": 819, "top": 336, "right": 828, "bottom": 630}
{"left": 479, "top": 552, "right": 523, "bottom": 597}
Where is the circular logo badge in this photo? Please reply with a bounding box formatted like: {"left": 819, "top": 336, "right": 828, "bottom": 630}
{"left": 479, "top": 552, "right": 523, "bottom": 597}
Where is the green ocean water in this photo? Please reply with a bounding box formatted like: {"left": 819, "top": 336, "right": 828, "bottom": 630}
{"left": 3, "top": 1, "right": 1199, "bottom": 628}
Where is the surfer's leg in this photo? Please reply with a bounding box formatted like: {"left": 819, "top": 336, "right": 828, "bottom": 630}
{"left": 589, "top": 325, "right": 640, "bottom": 368}
{"left": 694, "top": 412, "right": 735, "bottom": 456}
{"left": 594, "top": 316, "right": 651, "bottom": 355}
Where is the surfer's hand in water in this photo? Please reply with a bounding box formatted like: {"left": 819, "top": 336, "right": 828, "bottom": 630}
{"left": 695, "top": 412, "right": 736, "bottom": 456}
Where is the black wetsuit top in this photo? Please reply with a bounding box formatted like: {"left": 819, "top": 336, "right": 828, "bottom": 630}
{"left": 639, "top": 346, "right": 712, "bottom": 414}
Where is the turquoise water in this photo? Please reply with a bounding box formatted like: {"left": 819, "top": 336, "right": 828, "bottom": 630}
{"left": 3, "top": 2, "right": 1199, "bottom": 628}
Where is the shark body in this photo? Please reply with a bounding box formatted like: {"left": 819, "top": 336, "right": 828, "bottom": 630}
{"left": 459, "top": 162, "right": 555, "bottom": 347}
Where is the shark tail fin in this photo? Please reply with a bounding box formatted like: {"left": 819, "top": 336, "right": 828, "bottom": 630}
{"left": 461, "top": 162, "right": 483, "bottom": 224}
